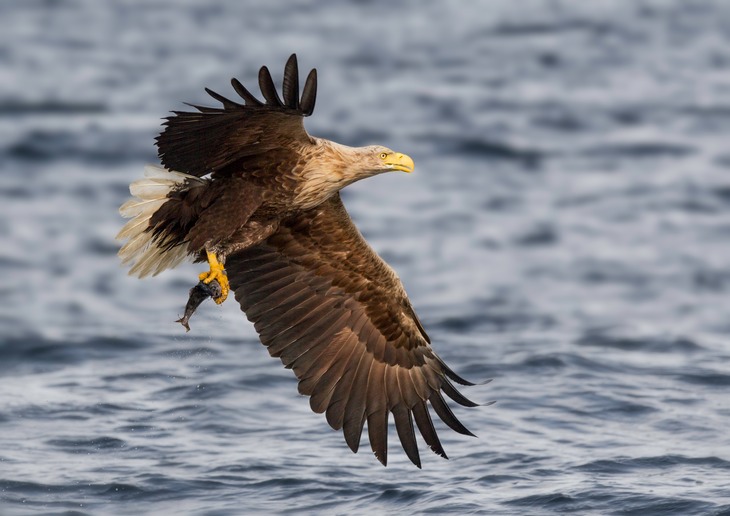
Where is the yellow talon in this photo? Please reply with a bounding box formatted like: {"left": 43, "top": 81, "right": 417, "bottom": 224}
{"left": 199, "top": 250, "right": 229, "bottom": 304}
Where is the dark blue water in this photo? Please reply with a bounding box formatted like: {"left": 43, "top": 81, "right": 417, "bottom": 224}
{"left": 2, "top": 0, "right": 730, "bottom": 514}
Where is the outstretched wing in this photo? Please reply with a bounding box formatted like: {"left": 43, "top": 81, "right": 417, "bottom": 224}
{"left": 156, "top": 54, "right": 317, "bottom": 177}
{"left": 225, "top": 194, "right": 480, "bottom": 468}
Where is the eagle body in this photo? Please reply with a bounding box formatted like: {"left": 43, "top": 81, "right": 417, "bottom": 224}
{"left": 117, "top": 55, "right": 484, "bottom": 468}
{"left": 148, "top": 138, "right": 402, "bottom": 262}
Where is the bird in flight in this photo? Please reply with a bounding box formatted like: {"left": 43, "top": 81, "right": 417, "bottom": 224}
{"left": 117, "top": 54, "right": 485, "bottom": 467}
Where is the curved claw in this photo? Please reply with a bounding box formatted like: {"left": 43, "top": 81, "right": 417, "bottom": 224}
{"left": 199, "top": 251, "right": 229, "bottom": 304}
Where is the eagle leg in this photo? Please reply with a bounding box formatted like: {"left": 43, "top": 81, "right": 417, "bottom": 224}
{"left": 198, "top": 250, "right": 229, "bottom": 304}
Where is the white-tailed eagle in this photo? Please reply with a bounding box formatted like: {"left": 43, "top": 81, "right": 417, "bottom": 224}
{"left": 117, "top": 55, "right": 485, "bottom": 468}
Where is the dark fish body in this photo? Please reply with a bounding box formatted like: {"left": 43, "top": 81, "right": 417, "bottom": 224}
{"left": 177, "top": 280, "right": 222, "bottom": 331}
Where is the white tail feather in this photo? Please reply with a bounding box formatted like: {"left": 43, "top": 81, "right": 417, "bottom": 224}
{"left": 117, "top": 165, "right": 204, "bottom": 278}
{"left": 119, "top": 198, "right": 166, "bottom": 218}
{"left": 115, "top": 216, "right": 151, "bottom": 241}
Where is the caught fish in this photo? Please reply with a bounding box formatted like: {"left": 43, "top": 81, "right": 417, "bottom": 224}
{"left": 176, "top": 279, "right": 222, "bottom": 332}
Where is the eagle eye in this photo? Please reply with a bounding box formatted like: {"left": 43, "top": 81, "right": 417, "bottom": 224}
{"left": 379, "top": 152, "right": 388, "bottom": 160}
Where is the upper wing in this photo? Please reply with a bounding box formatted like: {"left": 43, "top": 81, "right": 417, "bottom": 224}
{"left": 225, "top": 194, "right": 480, "bottom": 467}
{"left": 156, "top": 54, "right": 317, "bottom": 177}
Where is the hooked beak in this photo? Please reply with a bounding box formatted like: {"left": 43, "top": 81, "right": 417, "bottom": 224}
{"left": 385, "top": 153, "right": 415, "bottom": 173}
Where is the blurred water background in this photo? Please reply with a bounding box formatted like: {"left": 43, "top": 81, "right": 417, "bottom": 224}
{"left": 2, "top": 0, "right": 730, "bottom": 514}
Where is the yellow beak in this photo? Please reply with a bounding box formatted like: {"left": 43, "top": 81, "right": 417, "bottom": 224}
{"left": 386, "top": 152, "right": 415, "bottom": 173}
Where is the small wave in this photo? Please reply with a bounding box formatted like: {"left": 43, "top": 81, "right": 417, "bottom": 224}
{"left": 4, "top": 129, "right": 154, "bottom": 164}
{"left": 436, "top": 309, "right": 555, "bottom": 334}
{"left": 573, "top": 260, "right": 649, "bottom": 287}
{"left": 45, "top": 436, "right": 127, "bottom": 453}
{"left": 437, "top": 313, "right": 490, "bottom": 333}
{"left": 692, "top": 269, "right": 730, "bottom": 292}
{"left": 481, "top": 194, "right": 523, "bottom": 212}
{"left": 97, "top": 483, "right": 148, "bottom": 499}
{"left": 0, "top": 335, "right": 148, "bottom": 371}
{"left": 531, "top": 110, "right": 587, "bottom": 132}
{"left": 0, "top": 100, "right": 107, "bottom": 115}
{"left": 613, "top": 496, "right": 719, "bottom": 516}
{"left": 504, "top": 491, "right": 575, "bottom": 508}
{"left": 676, "top": 370, "right": 730, "bottom": 387}
{"left": 448, "top": 137, "right": 544, "bottom": 167}
{"left": 84, "top": 237, "right": 121, "bottom": 257}
{"left": 376, "top": 488, "right": 423, "bottom": 504}
{"left": 577, "top": 454, "right": 730, "bottom": 473}
{"left": 712, "top": 185, "right": 730, "bottom": 203}
{"left": 506, "top": 489, "right": 718, "bottom": 515}
{"left": 513, "top": 222, "right": 559, "bottom": 247}
{"left": 0, "top": 479, "right": 88, "bottom": 496}
{"left": 0, "top": 185, "right": 34, "bottom": 199}
{"left": 492, "top": 19, "right": 615, "bottom": 37}
{"left": 578, "top": 142, "right": 696, "bottom": 159}
{"left": 575, "top": 331, "right": 703, "bottom": 353}
{"left": 519, "top": 352, "right": 622, "bottom": 374}
{"left": 520, "top": 353, "right": 568, "bottom": 369}
{"left": 0, "top": 479, "right": 147, "bottom": 513}
{"left": 475, "top": 473, "right": 523, "bottom": 485}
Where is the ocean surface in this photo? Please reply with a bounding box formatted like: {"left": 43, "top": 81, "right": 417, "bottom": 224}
{"left": 2, "top": 0, "right": 730, "bottom": 514}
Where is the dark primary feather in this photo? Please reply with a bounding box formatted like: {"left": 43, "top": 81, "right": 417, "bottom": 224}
{"left": 204, "top": 88, "right": 243, "bottom": 109}
{"left": 282, "top": 54, "right": 299, "bottom": 109}
{"left": 226, "top": 195, "right": 478, "bottom": 467}
{"left": 156, "top": 54, "right": 316, "bottom": 177}
{"left": 299, "top": 69, "right": 317, "bottom": 116}
{"left": 230, "top": 78, "right": 263, "bottom": 106}
{"left": 258, "top": 66, "right": 284, "bottom": 107}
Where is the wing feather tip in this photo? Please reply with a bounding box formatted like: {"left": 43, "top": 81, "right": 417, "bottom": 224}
{"left": 258, "top": 65, "right": 284, "bottom": 107}
{"left": 439, "top": 358, "right": 494, "bottom": 387}
{"left": 441, "top": 378, "right": 480, "bottom": 408}
{"left": 300, "top": 68, "right": 317, "bottom": 116}
{"left": 230, "top": 77, "right": 263, "bottom": 106}
{"left": 344, "top": 431, "right": 361, "bottom": 454}
{"left": 429, "top": 392, "right": 475, "bottom": 437}
{"left": 282, "top": 53, "right": 300, "bottom": 109}
{"left": 433, "top": 446, "right": 449, "bottom": 460}
{"left": 204, "top": 87, "right": 243, "bottom": 109}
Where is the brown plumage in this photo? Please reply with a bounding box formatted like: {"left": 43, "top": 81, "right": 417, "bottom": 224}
{"left": 117, "top": 54, "right": 486, "bottom": 467}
